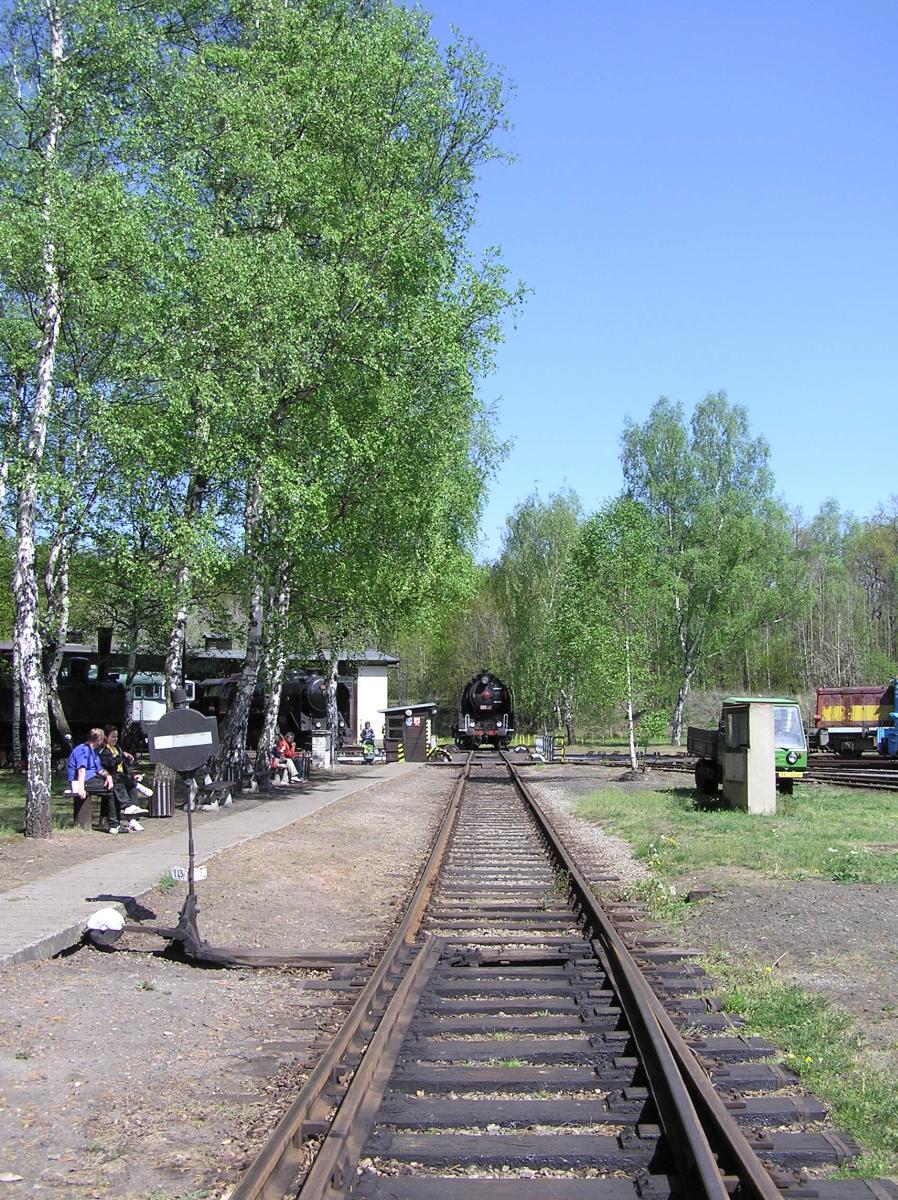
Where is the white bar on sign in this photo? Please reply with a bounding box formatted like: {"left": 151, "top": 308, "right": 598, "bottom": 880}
{"left": 154, "top": 731, "right": 214, "bottom": 750}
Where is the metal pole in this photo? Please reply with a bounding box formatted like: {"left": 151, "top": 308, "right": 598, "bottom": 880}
{"left": 184, "top": 771, "right": 197, "bottom": 905}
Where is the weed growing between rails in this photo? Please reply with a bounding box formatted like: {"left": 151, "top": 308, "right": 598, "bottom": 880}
{"left": 600, "top": 831, "right": 690, "bottom": 922}
{"left": 573, "top": 784, "right": 898, "bottom": 884}
{"left": 704, "top": 950, "right": 898, "bottom": 1178}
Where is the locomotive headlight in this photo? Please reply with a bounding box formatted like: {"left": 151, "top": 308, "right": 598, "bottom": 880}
{"left": 314, "top": 721, "right": 322, "bottom": 729}
{"left": 786, "top": 750, "right": 799, "bottom": 765}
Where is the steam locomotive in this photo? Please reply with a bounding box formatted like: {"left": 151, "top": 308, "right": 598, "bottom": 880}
{"left": 452, "top": 671, "right": 514, "bottom": 750}
{"left": 1, "top": 658, "right": 349, "bottom": 758}
{"left": 195, "top": 670, "right": 350, "bottom": 748}
{"left": 0, "top": 656, "right": 127, "bottom": 754}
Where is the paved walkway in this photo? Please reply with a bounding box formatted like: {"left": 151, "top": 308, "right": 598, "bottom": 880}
{"left": 0, "top": 762, "right": 420, "bottom": 968}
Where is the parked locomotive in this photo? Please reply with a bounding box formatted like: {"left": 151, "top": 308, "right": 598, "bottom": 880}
{"left": 0, "top": 656, "right": 126, "bottom": 755}
{"left": 195, "top": 670, "right": 350, "bottom": 748}
{"left": 812, "top": 682, "right": 896, "bottom": 756}
{"left": 453, "top": 671, "right": 514, "bottom": 750}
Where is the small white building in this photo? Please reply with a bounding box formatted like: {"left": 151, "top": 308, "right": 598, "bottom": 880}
{"left": 344, "top": 649, "right": 400, "bottom": 744}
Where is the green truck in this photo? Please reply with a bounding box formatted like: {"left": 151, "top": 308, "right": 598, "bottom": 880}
{"left": 687, "top": 697, "right": 808, "bottom": 796}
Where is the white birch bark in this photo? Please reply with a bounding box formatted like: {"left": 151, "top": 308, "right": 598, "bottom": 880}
{"left": 163, "top": 470, "right": 208, "bottom": 705}
{"left": 559, "top": 685, "right": 575, "bottom": 744}
{"left": 164, "top": 559, "right": 191, "bottom": 705}
{"left": 43, "top": 538, "right": 71, "bottom": 746}
{"left": 16, "top": 0, "right": 64, "bottom": 838}
{"left": 122, "top": 636, "right": 139, "bottom": 748}
{"left": 258, "top": 564, "right": 290, "bottom": 785}
{"left": 221, "top": 476, "right": 264, "bottom": 764}
{"left": 624, "top": 634, "right": 637, "bottom": 772}
{"left": 670, "top": 663, "right": 696, "bottom": 747}
{"left": 11, "top": 637, "right": 23, "bottom": 773}
{"left": 325, "top": 646, "right": 341, "bottom": 769}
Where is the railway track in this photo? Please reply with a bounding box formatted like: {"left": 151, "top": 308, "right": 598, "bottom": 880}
{"left": 231, "top": 753, "right": 894, "bottom": 1199}
{"left": 564, "top": 751, "right": 898, "bottom": 791}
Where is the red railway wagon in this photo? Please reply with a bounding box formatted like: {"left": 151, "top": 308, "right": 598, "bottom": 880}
{"left": 813, "top": 682, "right": 896, "bottom": 756}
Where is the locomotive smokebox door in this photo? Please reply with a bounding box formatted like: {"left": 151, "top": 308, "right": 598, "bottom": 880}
{"left": 148, "top": 707, "right": 219, "bottom": 773}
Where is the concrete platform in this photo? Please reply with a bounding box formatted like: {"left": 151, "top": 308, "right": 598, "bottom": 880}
{"left": 0, "top": 762, "right": 421, "bottom": 968}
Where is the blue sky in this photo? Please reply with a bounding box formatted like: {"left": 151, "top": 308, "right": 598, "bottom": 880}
{"left": 420, "top": 1, "right": 898, "bottom": 558}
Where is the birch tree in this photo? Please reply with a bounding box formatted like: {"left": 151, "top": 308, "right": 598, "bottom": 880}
{"left": 558, "top": 498, "right": 661, "bottom": 770}
{"left": 492, "top": 490, "right": 582, "bottom": 736}
{"left": 147, "top": 0, "right": 517, "bottom": 760}
{"left": 621, "top": 393, "right": 793, "bottom": 744}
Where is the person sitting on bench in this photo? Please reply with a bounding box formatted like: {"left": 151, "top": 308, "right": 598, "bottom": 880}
{"left": 100, "top": 726, "right": 147, "bottom": 831}
{"left": 273, "top": 732, "right": 301, "bottom": 784}
{"left": 67, "top": 728, "right": 123, "bottom": 833}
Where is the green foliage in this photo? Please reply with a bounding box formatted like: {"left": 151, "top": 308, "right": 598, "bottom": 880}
{"left": 1, "top": 0, "right": 519, "bottom": 785}
{"left": 637, "top": 709, "right": 669, "bottom": 747}
{"left": 556, "top": 496, "right": 662, "bottom": 762}
{"left": 628, "top": 874, "right": 688, "bottom": 924}
{"left": 621, "top": 393, "right": 795, "bottom": 740}
{"left": 491, "top": 489, "right": 582, "bottom": 729}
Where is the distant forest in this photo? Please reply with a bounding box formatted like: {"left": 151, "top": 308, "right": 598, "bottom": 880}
{"left": 395, "top": 394, "right": 898, "bottom": 746}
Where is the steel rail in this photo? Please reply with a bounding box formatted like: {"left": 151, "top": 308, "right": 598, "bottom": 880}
{"left": 570, "top": 753, "right": 898, "bottom": 792}
{"left": 298, "top": 937, "right": 445, "bottom": 1199}
{"left": 504, "top": 754, "right": 781, "bottom": 1200}
{"left": 231, "top": 756, "right": 471, "bottom": 1200}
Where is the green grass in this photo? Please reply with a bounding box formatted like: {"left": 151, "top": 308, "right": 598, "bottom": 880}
{"left": 0, "top": 771, "right": 74, "bottom": 837}
{"left": 706, "top": 951, "right": 898, "bottom": 1176}
{"left": 574, "top": 783, "right": 898, "bottom": 884}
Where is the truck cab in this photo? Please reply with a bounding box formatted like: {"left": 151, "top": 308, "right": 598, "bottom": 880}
{"left": 688, "top": 697, "right": 807, "bottom": 796}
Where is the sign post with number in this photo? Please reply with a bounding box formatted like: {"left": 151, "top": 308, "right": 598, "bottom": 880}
{"left": 146, "top": 698, "right": 220, "bottom": 948}
{"left": 88, "top": 691, "right": 332, "bottom": 967}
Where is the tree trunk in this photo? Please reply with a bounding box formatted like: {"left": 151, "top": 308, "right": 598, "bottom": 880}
{"left": 164, "top": 561, "right": 190, "bottom": 704}
{"left": 17, "top": 0, "right": 64, "bottom": 838}
{"left": 558, "top": 686, "right": 575, "bottom": 744}
{"left": 670, "top": 665, "right": 695, "bottom": 747}
{"left": 163, "top": 471, "right": 207, "bottom": 704}
{"left": 43, "top": 538, "right": 72, "bottom": 749}
{"left": 325, "top": 645, "right": 341, "bottom": 769}
{"left": 158, "top": 470, "right": 206, "bottom": 794}
{"left": 11, "top": 638, "right": 23, "bottom": 773}
{"left": 122, "top": 638, "right": 138, "bottom": 748}
{"left": 624, "top": 635, "right": 638, "bottom": 771}
{"left": 257, "top": 565, "right": 290, "bottom": 789}
{"left": 17, "top": 488, "right": 55, "bottom": 839}
{"left": 220, "top": 477, "right": 264, "bottom": 766}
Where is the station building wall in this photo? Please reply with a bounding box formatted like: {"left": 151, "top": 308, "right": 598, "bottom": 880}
{"left": 355, "top": 666, "right": 389, "bottom": 742}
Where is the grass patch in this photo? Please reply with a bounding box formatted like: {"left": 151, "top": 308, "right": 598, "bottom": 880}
{"left": 574, "top": 784, "right": 898, "bottom": 884}
{"left": 706, "top": 951, "right": 898, "bottom": 1176}
{"left": 627, "top": 873, "right": 689, "bottom": 924}
{"left": 156, "top": 871, "right": 177, "bottom": 893}
{"left": 0, "top": 771, "right": 74, "bottom": 838}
